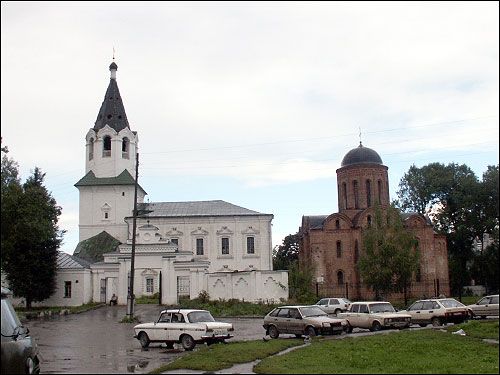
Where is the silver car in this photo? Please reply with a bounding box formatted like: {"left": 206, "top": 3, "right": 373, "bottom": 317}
{"left": 400, "top": 298, "right": 468, "bottom": 327}
{"left": 315, "top": 297, "right": 351, "bottom": 315}
{"left": 467, "top": 295, "right": 499, "bottom": 319}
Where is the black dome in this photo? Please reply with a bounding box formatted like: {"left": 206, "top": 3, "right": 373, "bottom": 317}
{"left": 109, "top": 62, "right": 118, "bottom": 70}
{"left": 341, "top": 143, "right": 383, "bottom": 167}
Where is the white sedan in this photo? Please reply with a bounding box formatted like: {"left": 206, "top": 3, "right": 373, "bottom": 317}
{"left": 133, "top": 309, "right": 234, "bottom": 351}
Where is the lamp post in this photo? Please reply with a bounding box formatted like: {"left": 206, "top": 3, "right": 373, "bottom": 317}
{"left": 127, "top": 152, "right": 139, "bottom": 318}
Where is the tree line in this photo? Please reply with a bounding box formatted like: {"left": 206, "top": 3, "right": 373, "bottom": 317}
{"left": 1, "top": 142, "right": 64, "bottom": 308}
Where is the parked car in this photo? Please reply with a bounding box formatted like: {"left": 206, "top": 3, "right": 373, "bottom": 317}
{"left": 1, "top": 288, "right": 41, "bottom": 374}
{"left": 133, "top": 309, "right": 234, "bottom": 351}
{"left": 399, "top": 298, "right": 468, "bottom": 327}
{"left": 467, "top": 294, "right": 499, "bottom": 319}
{"left": 337, "top": 301, "right": 411, "bottom": 332}
{"left": 315, "top": 297, "right": 351, "bottom": 315}
{"left": 263, "top": 305, "right": 347, "bottom": 338}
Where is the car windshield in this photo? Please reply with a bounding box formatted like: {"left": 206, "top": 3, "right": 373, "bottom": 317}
{"left": 440, "top": 299, "right": 465, "bottom": 308}
{"left": 369, "top": 303, "right": 396, "bottom": 313}
{"left": 299, "top": 306, "right": 328, "bottom": 317}
{"left": 1, "top": 298, "right": 24, "bottom": 336}
{"left": 187, "top": 311, "right": 216, "bottom": 323}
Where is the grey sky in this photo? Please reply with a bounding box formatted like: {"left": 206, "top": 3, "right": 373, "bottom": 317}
{"left": 2, "top": 1, "right": 498, "bottom": 253}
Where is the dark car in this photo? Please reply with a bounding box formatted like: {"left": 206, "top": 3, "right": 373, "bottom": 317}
{"left": 1, "top": 287, "right": 40, "bottom": 374}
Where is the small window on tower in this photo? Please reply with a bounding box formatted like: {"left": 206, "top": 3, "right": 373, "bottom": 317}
{"left": 104, "top": 212, "right": 109, "bottom": 219}
{"left": 122, "top": 192, "right": 125, "bottom": 196}
{"left": 122, "top": 138, "right": 129, "bottom": 159}
{"left": 103, "top": 136, "right": 111, "bottom": 157}
{"left": 89, "top": 138, "right": 94, "bottom": 161}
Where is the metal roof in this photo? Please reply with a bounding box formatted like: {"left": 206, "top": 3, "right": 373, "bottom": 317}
{"left": 57, "top": 252, "right": 91, "bottom": 269}
{"left": 341, "top": 143, "right": 383, "bottom": 167}
{"left": 93, "top": 62, "right": 129, "bottom": 132}
{"left": 136, "top": 200, "right": 271, "bottom": 218}
{"left": 74, "top": 170, "right": 147, "bottom": 194}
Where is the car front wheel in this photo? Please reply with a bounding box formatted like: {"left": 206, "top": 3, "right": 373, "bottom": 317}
{"left": 305, "top": 326, "right": 316, "bottom": 337}
{"left": 370, "top": 321, "right": 382, "bottom": 332}
{"left": 181, "top": 334, "right": 196, "bottom": 351}
{"left": 268, "top": 325, "right": 280, "bottom": 339}
{"left": 334, "top": 309, "right": 341, "bottom": 315}
{"left": 138, "top": 332, "right": 150, "bottom": 348}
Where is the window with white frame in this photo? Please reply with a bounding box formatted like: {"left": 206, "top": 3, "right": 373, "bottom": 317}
{"left": 146, "top": 277, "right": 154, "bottom": 293}
{"left": 246, "top": 236, "right": 255, "bottom": 254}
{"left": 221, "top": 237, "right": 230, "bottom": 255}
{"left": 196, "top": 238, "right": 204, "bottom": 255}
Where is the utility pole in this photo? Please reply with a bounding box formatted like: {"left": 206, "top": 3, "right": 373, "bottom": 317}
{"left": 127, "top": 152, "right": 139, "bottom": 318}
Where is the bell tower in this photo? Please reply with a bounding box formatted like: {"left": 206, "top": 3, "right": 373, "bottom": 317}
{"left": 75, "top": 61, "right": 146, "bottom": 243}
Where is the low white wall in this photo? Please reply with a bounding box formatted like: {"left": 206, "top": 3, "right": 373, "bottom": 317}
{"left": 200, "top": 270, "right": 288, "bottom": 303}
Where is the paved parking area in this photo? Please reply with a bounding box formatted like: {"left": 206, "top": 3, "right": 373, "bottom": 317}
{"left": 26, "top": 305, "right": 266, "bottom": 374}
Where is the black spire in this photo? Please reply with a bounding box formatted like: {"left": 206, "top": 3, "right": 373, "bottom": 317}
{"left": 93, "top": 62, "right": 129, "bottom": 132}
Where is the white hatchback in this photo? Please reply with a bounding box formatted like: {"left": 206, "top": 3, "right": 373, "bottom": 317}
{"left": 133, "top": 309, "right": 234, "bottom": 351}
{"left": 315, "top": 297, "right": 351, "bottom": 315}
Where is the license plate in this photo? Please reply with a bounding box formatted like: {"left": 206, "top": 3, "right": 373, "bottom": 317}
{"left": 213, "top": 329, "right": 225, "bottom": 336}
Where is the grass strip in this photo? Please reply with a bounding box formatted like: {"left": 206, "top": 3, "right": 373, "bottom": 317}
{"left": 446, "top": 320, "right": 499, "bottom": 340}
{"left": 148, "top": 339, "right": 303, "bottom": 374}
{"left": 254, "top": 330, "right": 499, "bottom": 374}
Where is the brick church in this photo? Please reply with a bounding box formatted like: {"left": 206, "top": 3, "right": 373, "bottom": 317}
{"left": 298, "top": 142, "right": 450, "bottom": 300}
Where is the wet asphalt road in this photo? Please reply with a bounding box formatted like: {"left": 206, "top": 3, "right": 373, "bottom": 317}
{"left": 26, "top": 305, "right": 267, "bottom": 374}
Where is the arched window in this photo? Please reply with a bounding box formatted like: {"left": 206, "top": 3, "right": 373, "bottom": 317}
{"left": 377, "top": 180, "right": 382, "bottom": 204}
{"left": 353, "top": 180, "right": 359, "bottom": 209}
{"left": 89, "top": 138, "right": 94, "bottom": 161}
{"left": 354, "top": 240, "right": 359, "bottom": 263}
{"left": 122, "top": 137, "right": 129, "bottom": 159}
{"left": 416, "top": 267, "right": 422, "bottom": 282}
{"left": 366, "top": 179, "right": 371, "bottom": 207}
{"left": 103, "top": 136, "right": 111, "bottom": 157}
{"left": 336, "top": 241, "right": 342, "bottom": 258}
{"left": 342, "top": 182, "right": 347, "bottom": 209}
{"left": 335, "top": 219, "right": 340, "bottom": 230}
{"left": 337, "top": 270, "right": 344, "bottom": 285}
{"left": 367, "top": 215, "right": 372, "bottom": 227}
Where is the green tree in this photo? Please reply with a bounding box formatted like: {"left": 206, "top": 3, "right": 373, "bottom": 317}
{"left": 272, "top": 232, "right": 300, "bottom": 270}
{"left": 358, "top": 204, "right": 419, "bottom": 303}
{"left": 1, "top": 148, "right": 64, "bottom": 308}
{"left": 395, "top": 162, "right": 498, "bottom": 297}
{"left": 288, "top": 262, "right": 316, "bottom": 303}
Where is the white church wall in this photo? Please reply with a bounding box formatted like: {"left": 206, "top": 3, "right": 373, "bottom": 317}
{"left": 85, "top": 126, "right": 138, "bottom": 178}
{"left": 78, "top": 185, "right": 139, "bottom": 243}
{"left": 205, "top": 270, "right": 288, "bottom": 303}
{"left": 133, "top": 215, "right": 273, "bottom": 273}
{"left": 33, "top": 269, "right": 92, "bottom": 307}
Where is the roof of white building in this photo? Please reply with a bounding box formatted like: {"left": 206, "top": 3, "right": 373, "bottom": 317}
{"left": 136, "top": 200, "right": 272, "bottom": 218}
{"left": 58, "top": 251, "right": 91, "bottom": 269}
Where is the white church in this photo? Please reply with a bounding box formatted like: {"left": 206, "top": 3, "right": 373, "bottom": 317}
{"left": 40, "top": 61, "right": 289, "bottom": 306}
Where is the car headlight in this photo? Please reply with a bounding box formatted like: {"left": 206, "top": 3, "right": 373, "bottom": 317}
{"left": 385, "top": 318, "right": 391, "bottom": 323}
{"left": 322, "top": 322, "right": 330, "bottom": 327}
